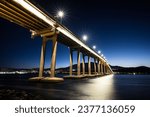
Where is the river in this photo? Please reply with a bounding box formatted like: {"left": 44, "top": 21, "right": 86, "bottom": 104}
{"left": 0, "top": 74, "right": 150, "bottom": 100}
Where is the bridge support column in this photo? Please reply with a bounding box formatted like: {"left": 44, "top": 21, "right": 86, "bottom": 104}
{"left": 103, "top": 62, "right": 106, "bottom": 75}
{"left": 106, "top": 64, "right": 108, "bottom": 74}
{"left": 98, "top": 60, "right": 100, "bottom": 75}
{"left": 39, "top": 37, "right": 47, "bottom": 77}
{"left": 82, "top": 53, "right": 85, "bottom": 76}
{"left": 106, "top": 65, "right": 109, "bottom": 74}
{"left": 88, "top": 56, "right": 91, "bottom": 75}
{"left": 77, "top": 49, "right": 80, "bottom": 76}
{"left": 108, "top": 69, "right": 110, "bottom": 74}
{"left": 100, "top": 61, "right": 103, "bottom": 75}
{"left": 94, "top": 58, "right": 97, "bottom": 75}
{"left": 30, "top": 33, "right": 64, "bottom": 82}
{"left": 69, "top": 48, "right": 73, "bottom": 76}
{"left": 50, "top": 34, "right": 58, "bottom": 77}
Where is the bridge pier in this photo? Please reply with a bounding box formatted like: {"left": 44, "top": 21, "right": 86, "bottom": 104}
{"left": 39, "top": 37, "right": 47, "bottom": 77}
{"left": 98, "top": 60, "right": 100, "bottom": 75}
{"left": 50, "top": 34, "right": 58, "bottom": 77}
{"left": 88, "top": 56, "right": 91, "bottom": 75}
{"left": 108, "top": 66, "right": 110, "bottom": 74}
{"left": 69, "top": 48, "right": 73, "bottom": 76}
{"left": 94, "top": 58, "right": 97, "bottom": 74}
{"left": 100, "top": 61, "right": 103, "bottom": 75}
{"left": 82, "top": 53, "right": 85, "bottom": 76}
{"left": 103, "top": 62, "right": 106, "bottom": 74}
{"left": 29, "top": 33, "right": 64, "bottom": 82}
{"left": 77, "top": 49, "right": 80, "bottom": 76}
{"left": 105, "top": 65, "right": 107, "bottom": 74}
{"left": 106, "top": 65, "right": 109, "bottom": 74}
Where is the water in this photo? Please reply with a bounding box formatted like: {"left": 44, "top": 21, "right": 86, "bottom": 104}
{"left": 0, "top": 74, "right": 150, "bottom": 100}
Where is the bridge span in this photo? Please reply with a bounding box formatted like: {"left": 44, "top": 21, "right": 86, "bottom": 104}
{"left": 0, "top": 0, "right": 113, "bottom": 81}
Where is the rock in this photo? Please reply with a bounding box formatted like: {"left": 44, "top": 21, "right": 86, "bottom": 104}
{"left": 0, "top": 89, "right": 43, "bottom": 100}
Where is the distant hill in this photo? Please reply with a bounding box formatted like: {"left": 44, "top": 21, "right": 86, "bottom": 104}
{"left": 0, "top": 63, "right": 150, "bottom": 74}
{"left": 111, "top": 66, "right": 150, "bottom": 74}
{"left": 56, "top": 63, "right": 150, "bottom": 74}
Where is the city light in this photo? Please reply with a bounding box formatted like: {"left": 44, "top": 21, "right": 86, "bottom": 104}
{"left": 93, "top": 45, "right": 96, "bottom": 49}
{"left": 82, "top": 35, "right": 88, "bottom": 41}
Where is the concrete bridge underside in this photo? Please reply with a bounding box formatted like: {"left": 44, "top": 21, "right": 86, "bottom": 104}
{"left": 0, "top": 0, "right": 113, "bottom": 82}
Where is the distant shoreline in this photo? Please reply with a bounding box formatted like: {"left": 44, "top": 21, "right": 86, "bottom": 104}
{"left": 0, "top": 65, "right": 150, "bottom": 75}
{"left": 114, "top": 72, "right": 150, "bottom": 75}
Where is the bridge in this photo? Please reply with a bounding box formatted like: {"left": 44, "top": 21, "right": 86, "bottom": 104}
{"left": 0, "top": 0, "right": 113, "bottom": 82}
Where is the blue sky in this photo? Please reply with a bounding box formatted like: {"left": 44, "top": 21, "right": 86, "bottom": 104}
{"left": 0, "top": 0, "right": 150, "bottom": 68}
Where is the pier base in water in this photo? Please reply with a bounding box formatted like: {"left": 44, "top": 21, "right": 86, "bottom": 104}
{"left": 64, "top": 74, "right": 102, "bottom": 79}
{"left": 29, "top": 77, "right": 64, "bottom": 82}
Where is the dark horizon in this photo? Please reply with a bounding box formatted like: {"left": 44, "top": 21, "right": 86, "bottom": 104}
{"left": 0, "top": 63, "right": 150, "bottom": 70}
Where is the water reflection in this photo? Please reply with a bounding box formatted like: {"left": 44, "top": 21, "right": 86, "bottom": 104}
{"left": 1, "top": 74, "right": 150, "bottom": 99}
{"left": 74, "top": 75, "right": 115, "bottom": 99}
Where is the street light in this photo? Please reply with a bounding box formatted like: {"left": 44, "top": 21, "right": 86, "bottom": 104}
{"left": 82, "top": 35, "right": 88, "bottom": 41}
{"left": 57, "top": 10, "right": 64, "bottom": 23}
{"left": 98, "top": 50, "right": 101, "bottom": 54}
{"left": 93, "top": 45, "right": 96, "bottom": 49}
{"left": 58, "top": 11, "right": 64, "bottom": 18}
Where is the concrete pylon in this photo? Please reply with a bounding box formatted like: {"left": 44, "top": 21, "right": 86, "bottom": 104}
{"left": 69, "top": 48, "right": 73, "bottom": 76}
{"left": 100, "top": 61, "right": 103, "bottom": 75}
{"left": 103, "top": 62, "right": 106, "bottom": 74}
{"left": 50, "top": 34, "right": 58, "bottom": 77}
{"left": 39, "top": 37, "right": 47, "bottom": 77}
{"left": 82, "top": 53, "right": 85, "bottom": 75}
{"left": 106, "top": 65, "right": 108, "bottom": 74}
{"left": 77, "top": 49, "right": 80, "bottom": 76}
{"left": 88, "top": 56, "right": 91, "bottom": 75}
{"left": 105, "top": 65, "right": 107, "bottom": 74}
{"left": 98, "top": 60, "right": 100, "bottom": 75}
{"left": 94, "top": 58, "right": 97, "bottom": 74}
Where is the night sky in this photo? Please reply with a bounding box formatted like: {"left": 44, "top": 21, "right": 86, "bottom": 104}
{"left": 0, "top": 0, "right": 150, "bottom": 68}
